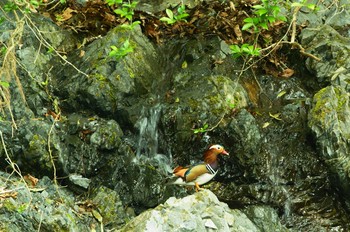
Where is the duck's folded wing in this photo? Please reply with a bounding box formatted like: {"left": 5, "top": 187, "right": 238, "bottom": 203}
{"left": 185, "top": 164, "right": 209, "bottom": 182}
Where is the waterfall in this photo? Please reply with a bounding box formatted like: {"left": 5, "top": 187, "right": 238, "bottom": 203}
{"left": 134, "top": 104, "right": 173, "bottom": 175}
{"left": 136, "top": 104, "right": 162, "bottom": 157}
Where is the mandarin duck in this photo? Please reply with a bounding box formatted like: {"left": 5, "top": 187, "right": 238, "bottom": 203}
{"left": 170, "top": 144, "right": 229, "bottom": 192}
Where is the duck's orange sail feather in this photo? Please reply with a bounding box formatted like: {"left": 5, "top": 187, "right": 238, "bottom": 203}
{"left": 173, "top": 166, "right": 189, "bottom": 178}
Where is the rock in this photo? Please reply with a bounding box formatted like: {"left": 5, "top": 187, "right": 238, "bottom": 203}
{"left": 119, "top": 189, "right": 259, "bottom": 232}
{"left": 52, "top": 25, "right": 161, "bottom": 126}
{"left": 244, "top": 205, "right": 289, "bottom": 231}
{"left": 301, "top": 25, "right": 350, "bottom": 86}
{"left": 91, "top": 186, "right": 133, "bottom": 229}
{"left": 68, "top": 173, "right": 91, "bottom": 190}
{"left": 0, "top": 173, "right": 93, "bottom": 231}
{"left": 308, "top": 85, "right": 350, "bottom": 196}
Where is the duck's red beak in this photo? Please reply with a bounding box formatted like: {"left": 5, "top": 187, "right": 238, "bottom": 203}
{"left": 221, "top": 150, "right": 229, "bottom": 156}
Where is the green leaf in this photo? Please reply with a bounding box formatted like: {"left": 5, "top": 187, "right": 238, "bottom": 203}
{"left": 178, "top": 5, "right": 186, "bottom": 14}
{"left": 243, "top": 17, "right": 254, "bottom": 23}
{"left": 120, "top": 20, "right": 141, "bottom": 30}
{"left": 106, "top": 0, "right": 122, "bottom": 6}
{"left": 165, "top": 9, "right": 174, "bottom": 19}
{"left": 256, "top": 8, "right": 268, "bottom": 16}
{"left": 252, "top": 48, "right": 260, "bottom": 56}
{"left": 176, "top": 13, "right": 189, "bottom": 20}
{"left": 123, "top": 39, "right": 130, "bottom": 48}
{"left": 114, "top": 8, "right": 126, "bottom": 16}
{"left": 307, "top": 4, "right": 318, "bottom": 10}
{"left": 252, "top": 4, "right": 264, "bottom": 9}
{"left": 30, "top": 0, "right": 40, "bottom": 8}
{"left": 260, "top": 22, "right": 269, "bottom": 30}
{"left": 0, "top": 81, "right": 9, "bottom": 88}
{"left": 229, "top": 45, "right": 241, "bottom": 53}
{"left": 131, "top": 1, "right": 139, "bottom": 8}
{"left": 160, "top": 17, "right": 176, "bottom": 24}
{"left": 266, "top": 16, "right": 276, "bottom": 23}
{"left": 242, "top": 23, "right": 254, "bottom": 31}
{"left": 278, "top": 15, "right": 287, "bottom": 22}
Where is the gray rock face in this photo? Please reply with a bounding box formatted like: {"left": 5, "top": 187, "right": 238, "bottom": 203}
{"left": 301, "top": 25, "right": 350, "bottom": 87}
{"left": 120, "top": 189, "right": 259, "bottom": 232}
{"left": 308, "top": 86, "right": 350, "bottom": 195}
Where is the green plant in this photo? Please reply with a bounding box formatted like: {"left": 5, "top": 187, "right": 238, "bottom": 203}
{"left": 114, "top": 1, "right": 138, "bottom": 21}
{"left": 4, "top": 0, "right": 43, "bottom": 12}
{"left": 109, "top": 39, "right": 134, "bottom": 60}
{"left": 4, "top": 2, "right": 18, "bottom": 12}
{"left": 242, "top": 0, "right": 287, "bottom": 32}
{"left": 119, "top": 21, "right": 141, "bottom": 30}
{"left": 160, "top": 5, "right": 189, "bottom": 24}
{"left": 105, "top": 0, "right": 140, "bottom": 60}
{"left": 106, "top": 0, "right": 122, "bottom": 5}
{"left": 226, "top": 99, "right": 236, "bottom": 109}
{"left": 0, "top": 46, "right": 6, "bottom": 56}
{"left": 29, "top": 0, "right": 41, "bottom": 8}
{"left": 0, "top": 81, "right": 10, "bottom": 88}
{"left": 291, "top": 0, "right": 319, "bottom": 11}
{"left": 230, "top": 44, "right": 261, "bottom": 58}
{"left": 193, "top": 124, "right": 209, "bottom": 134}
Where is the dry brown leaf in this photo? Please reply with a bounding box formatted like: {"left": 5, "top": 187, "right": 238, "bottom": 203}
{"left": 0, "top": 189, "right": 18, "bottom": 199}
{"left": 280, "top": 68, "right": 294, "bottom": 78}
{"left": 60, "top": 8, "right": 77, "bottom": 21}
{"left": 24, "top": 174, "right": 39, "bottom": 187}
{"left": 104, "top": 12, "right": 116, "bottom": 22}
{"left": 233, "top": 24, "right": 242, "bottom": 40}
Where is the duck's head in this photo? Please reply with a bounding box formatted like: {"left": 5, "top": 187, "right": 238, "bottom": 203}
{"left": 208, "top": 144, "right": 229, "bottom": 156}
{"left": 203, "top": 144, "right": 229, "bottom": 163}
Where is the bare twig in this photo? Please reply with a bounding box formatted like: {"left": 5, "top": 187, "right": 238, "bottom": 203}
{"left": 0, "top": 130, "right": 32, "bottom": 207}
{"left": 290, "top": 6, "right": 301, "bottom": 43}
{"left": 23, "top": 14, "right": 89, "bottom": 77}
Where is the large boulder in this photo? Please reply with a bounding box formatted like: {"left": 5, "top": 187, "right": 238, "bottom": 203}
{"left": 119, "top": 189, "right": 260, "bottom": 232}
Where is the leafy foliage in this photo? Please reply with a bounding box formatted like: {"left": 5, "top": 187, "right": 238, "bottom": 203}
{"left": 105, "top": 0, "right": 123, "bottom": 6}
{"left": 114, "top": 1, "right": 138, "bottom": 21}
{"left": 160, "top": 5, "right": 189, "bottom": 24}
{"left": 242, "top": 0, "right": 287, "bottom": 32}
{"left": 105, "top": 0, "right": 140, "bottom": 60}
{"left": 119, "top": 21, "right": 141, "bottom": 30}
{"left": 4, "top": 0, "right": 43, "bottom": 12}
{"left": 230, "top": 44, "right": 261, "bottom": 58}
{"left": 109, "top": 39, "right": 134, "bottom": 60}
{"left": 4, "top": 2, "right": 18, "bottom": 12}
{"left": 193, "top": 124, "right": 209, "bottom": 134}
{"left": 0, "top": 81, "right": 10, "bottom": 88}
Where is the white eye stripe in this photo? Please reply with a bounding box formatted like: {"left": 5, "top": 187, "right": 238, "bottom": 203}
{"left": 209, "top": 144, "right": 222, "bottom": 150}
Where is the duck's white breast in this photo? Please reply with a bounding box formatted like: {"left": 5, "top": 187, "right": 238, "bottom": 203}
{"left": 173, "top": 171, "right": 217, "bottom": 186}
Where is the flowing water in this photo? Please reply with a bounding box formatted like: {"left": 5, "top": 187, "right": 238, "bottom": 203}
{"left": 136, "top": 104, "right": 162, "bottom": 157}
{"left": 134, "top": 103, "right": 173, "bottom": 175}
